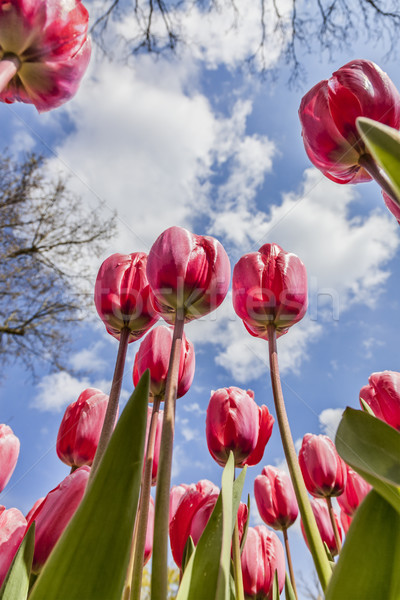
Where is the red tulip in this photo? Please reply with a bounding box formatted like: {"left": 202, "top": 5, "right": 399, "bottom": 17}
{"left": 206, "top": 387, "right": 274, "bottom": 468}
{"left": 382, "top": 192, "right": 400, "bottom": 225}
{"left": 94, "top": 252, "right": 159, "bottom": 342}
{"left": 133, "top": 325, "right": 195, "bottom": 400}
{"left": 144, "top": 496, "right": 154, "bottom": 566}
{"left": 25, "top": 497, "right": 45, "bottom": 523}
{"left": 56, "top": 388, "right": 111, "bottom": 468}
{"left": 299, "top": 60, "right": 400, "bottom": 184}
{"left": 340, "top": 509, "right": 352, "bottom": 535}
{"left": 337, "top": 466, "right": 371, "bottom": 517}
{"left": 241, "top": 525, "right": 285, "bottom": 599}
{"left": 146, "top": 226, "right": 231, "bottom": 324}
{"left": 232, "top": 243, "right": 307, "bottom": 340}
{"left": 359, "top": 370, "right": 400, "bottom": 430}
{"left": 0, "top": 506, "right": 27, "bottom": 587}
{"left": 0, "top": 0, "right": 91, "bottom": 112}
{"left": 0, "top": 425, "right": 19, "bottom": 493}
{"left": 26, "top": 465, "right": 90, "bottom": 573}
{"left": 299, "top": 433, "right": 347, "bottom": 498}
{"left": 254, "top": 466, "right": 298, "bottom": 531}
{"left": 144, "top": 406, "right": 163, "bottom": 485}
{"left": 169, "top": 484, "right": 189, "bottom": 522}
{"left": 301, "top": 497, "right": 342, "bottom": 557}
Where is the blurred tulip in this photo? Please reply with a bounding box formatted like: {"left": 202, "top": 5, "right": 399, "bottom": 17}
{"left": 241, "top": 525, "right": 285, "bottom": 599}
{"left": 144, "top": 406, "right": 163, "bottom": 485}
{"left": 56, "top": 388, "right": 111, "bottom": 468}
{"left": 26, "top": 465, "right": 90, "bottom": 573}
{"left": 382, "top": 191, "right": 400, "bottom": 225}
{"left": 301, "top": 497, "right": 342, "bottom": 557}
{"left": 254, "top": 466, "right": 298, "bottom": 531}
{"left": 146, "top": 226, "right": 231, "bottom": 324}
{"left": 94, "top": 252, "right": 159, "bottom": 342}
{"left": 337, "top": 466, "right": 371, "bottom": 516}
{"left": 133, "top": 325, "right": 195, "bottom": 400}
{"left": 206, "top": 387, "right": 274, "bottom": 468}
{"left": 340, "top": 509, "right": 352, "bottom": 535}
{"left": 144, "top": 496, "right": 154, "bottom": 566}
{"left": 359, "top": 370, "right": 400, "bottom": 430}
{"left": 299, "top": 433, "right": 347, "bottom": 498}
{"left": 299, "top": 60, "right": 400, "bottom": 184}
{"left": 0, "top": 0, "right": 91, "bottom": 112}
{"left": 232, "top": 243, "right": 307, "bottom": 340}
{"left": 0, "top": 425, "right": 19, "bottom": 493}
{"left": 0, "top": 506, "right": 27, "bottom": 587}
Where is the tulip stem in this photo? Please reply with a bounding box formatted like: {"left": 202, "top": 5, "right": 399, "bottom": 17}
{"left": 151, "top": 310, "right": 185, "bottom": 600}
{"left": 358, "top": 152, "right": 400, "bottom": 208}
{"left": 89, "top": 326, "right": 130, "bottom": 484}
{"left": 326, "top": 497, "right": 342, "bottom": 554}
{"left": 232, "top": 516, "right": 245, "bottom": 600}
{"left": 266, "top": 325, "right": 331, "bottom": 592}
{"left": 283, "top": 528, "right": 298, "bottom": 599}
{"left": 128, "top": 396, "right": 162, "bottom": 600}
{"left": 0, "top": 55, "right": 20, "bottom": 93}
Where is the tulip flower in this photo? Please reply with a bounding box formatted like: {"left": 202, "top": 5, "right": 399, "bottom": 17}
{"left": 254, "top": 466, "right": 298, "bottom": 531}
{"left": 301, "top": 497, "right": 342, "bottom": 557}
{"left": 0, "top": 0, "right": 91, "bottom": 112}
{"left": 206, "top": 387, "right": 274, "bottom": 468}
{"left": 299, "top": 434, "right": 347, "bottom": 498}
{"left": 382, "top": 191, "right": 400, "bottom": 225}
{"left": 340, "top": 509, "right": 352, "bottom": 535}
{"left": 146, "top": 226, "right": 231, "bottom": 324}
{"left": 241, "top": 526, "right": 285, "bottom": 599}
{"left": 26, "top": 465, "right": 90, "bottom": 573}
{"left": 232, "top": 243, "right": 307, "bottom": 340}
{"left": 133, "top": 325, "right": 195, "bottom": 400}
{"left": 0, "top": 506, "right": 27, "bottom": 587}
{"left": 299, "top": 59, "right": 400, "bottom": 184}
{"left": 56, "top": 388, "right": 111, "bottom": 469}
{"left": 169, "top": 484, "right": 189, "bottom": 522}
{"left": 359, "top": 370, "right": 400, "bottom": 430}
{"left": 25, "top": 497, "right": 45, "bottom": 523}
{"left": 0, "top": 424, "right": 19, "bottom": 493}
{"left": 337, "top": 466, "right": 371, "bottom": 517}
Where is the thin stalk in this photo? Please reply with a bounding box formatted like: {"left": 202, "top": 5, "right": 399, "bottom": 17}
{"left": 89, "top": 327, "right": 130, "bottom": 484}
{"left": 232, "top": 517, "right": 245, "bottom": 600}
{"left": 128, "top": 396, "right": 162, "bottom": 600}
{"left": 266, "top": 324, "right": 331, "bottom": 591}
{"left": 0, "top": 55, "right": 20, "bottom": 93}
{"left": 326, "top": 497, "right": 342, "bottom": 554}
{"left": 151, "top": 310, "right": 185, "bottom": 600}
{"left": 283, "top": 528, "right": 298, "bottom": 600}
{"left": 358, "top": 153, "right": 400, "bottom": 208}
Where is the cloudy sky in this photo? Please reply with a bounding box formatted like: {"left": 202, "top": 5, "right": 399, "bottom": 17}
{"left": 1, "top": 1, "right": 400, "bottom": 595}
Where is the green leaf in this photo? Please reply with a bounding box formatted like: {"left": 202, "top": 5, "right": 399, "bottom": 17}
{"left": 284, "top": 573, "right": 296, "bottom": 600}
{"left": 272, "top": 570, "right": 279, "bottom": 600}
{"left": 0, "top": 522, "right": 35, "bottom": 600}
{"left": 325, "top": 490, "right": 400, "bottom": 600}
{"left": 30, "top": 372, "right": 150, "bottom": 600}
{"left": 181, "top": 536, "right": 195, "bottom": 574}
{"left": 335, "top": 408, "right": 400, "bottom": 513}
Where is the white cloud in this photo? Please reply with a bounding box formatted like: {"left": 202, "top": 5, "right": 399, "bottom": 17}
{"left": 183, "top": 402, "right": 206, "bottom": 416}
{"left": 69, "top": 342, "right": 107, "bottom": 372}
{"left": 319, "top": 408, "right": 345, "bottom": 439}
{"left": 32, "top": 372, "right": 91, "bottom": 413}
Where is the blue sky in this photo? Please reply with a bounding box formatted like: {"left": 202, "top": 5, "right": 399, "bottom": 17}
{"left": 1, "top": 2, "right": 400, "bottom": 596}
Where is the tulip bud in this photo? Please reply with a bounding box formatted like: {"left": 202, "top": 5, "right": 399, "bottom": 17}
{"left": 26, "top": 465, "right": 90, "bottom": 573}
{"left": 0, "top": 425, "right": 19, "bottom": 493}
{"left": 382, "top": 192, "right": 400, "bottom": 225}
{"left": 94, "top": 252, "right": 159, "bottom": 342}
{"left": 146, "top": 226, "right": 231, "bottom": 323}
{"left": 169, "top": 484, "right": 190, "bottom": 522}
{"left": 232, "top": 243, "right": 307, "bottom": 340}
{"left": 206, "top": 387, "right": 274, "bottom": 468}
{"left": 56, "top": 388, "right": 111, "bottom": 468}
{"left": 241, "top": 526, "right": 285, "bottom": 599}
{"left": 301, "top": 497, "right": 342, "bottom": 557}
{"left": 25, "top": 498, "right": 45, "bottom": 523}
{"left": 299, "top": 60, "right": 400, "bottom": 184}
{"left": 0, "top": 507, "right": 27, "bottom": 587}
{"left": 359, "top": 370, "right": 400, "bottom": 430}
{"left": 133, "top": 325, "right": 195, "bottom": 400}
{"left": 299, "top": 433, "right": 347, "bottom": 498}
{"left": 337, "top": 466, "right": 371, "bottom": 517}
{"left": 254, "top": 466, "right": 298, "bottom": 531}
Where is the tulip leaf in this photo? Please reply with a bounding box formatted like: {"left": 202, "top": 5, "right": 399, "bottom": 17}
{"left": 0, "top": 522, "right": 35, "bottom": 600}
{"left": 284, "top": 573, "right": 296, "bottom": 600}
{"left": 272, "top": 570, "right": 279, "bottom": 600}
{"left": 335, "top": 408, "right": 400, "bottom": 514}
{"left": 325, "top": 490, "right": 400, "bottom": 600}
{"left": 29, "top": 372, "right": 150, "bottom": 600}
{"left": 181, "top": 536, "right": 195, "bottom": 574}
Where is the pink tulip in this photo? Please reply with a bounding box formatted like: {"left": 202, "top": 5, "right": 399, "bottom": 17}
{"left": 169, "top": 484, "right": 190, "bottom": 523}
{"left": 26, "top": 465, "right": 90, "bottom": 573}
{"left": 0, "top": 0, "right": 91, "bottom": 112}
{"left": 359, "top": 370, "right": 400, "bottom": 430}
{"left": 0, "top": 506, "right": 27, "bottom": 587}
{"left": 206, "top": 387, "right": 274, "bottom": 468}
{"left": 144, "top": 496, "right": 154, "bottom": 566}
{"left": 0, "top": 425, "right": 19, "bottom": 493}
{"left": 337, "top": 466, "right": 371, "bottom": 517}
{"left": 254, "top": 466, "right": 298, "bottom": 531}
{"left": 382, "top": 192, "right": 400, "bottom": 225}
{"left": 94, "top": 252, "right": 159, "bottom": 342}
{"left": 25, "top": 497, "right": 45, "bottom": 523}
{"left": 299, "top": 434, "right": 347, "bottom": 498}
{"left": 241, "top": 526, "right": 285, "bottom": 599}
{"left": 146, "top": 226, "right": 231, "bottom": 324}
{"left": 133, "top": 325, "right": 195, "bottom": 400}
{"left": 340, "top": 509, "right": 352, "bottom": 535}
{"left": 301, "top": 497, "right": 342, "bottom": 557}
{"left": 299, "top": 60, "right": 400, "bottom": 184}
{"left": 232, "top": 243, "right": 307, "bottom": 340}
{"left": 56, "top": 388, "right": 111, "bottom": 468}
{"left": 144, "top": 406, "right": 163, "bottom": 485}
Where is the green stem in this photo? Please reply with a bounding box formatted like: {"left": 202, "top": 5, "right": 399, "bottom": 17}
{"left": 283, "top": 528, "right": 298, "bottom": 600}
{"left": 358, "top": 152, "right": 400, "bottom": 208}
{"left": 232, "top": 515, "right": 245, "bottom": 600}
{"left": 151, "top": 310, "right": 185, "bottom": 600}
{"left": 266, "top": 325, "right": 331, "bottom": 591}
{"left": 0, "top": 55, "right": 20, "bottom": 93}
{"left": 326, "top": 497, "right": 342, "bottom": 555}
